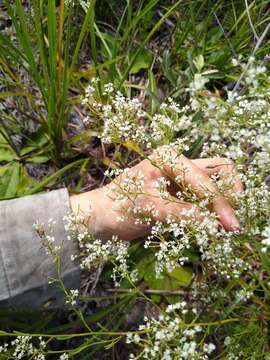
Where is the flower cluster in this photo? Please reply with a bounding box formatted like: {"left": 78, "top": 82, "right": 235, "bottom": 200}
{"left": 86, "top": 62, "right": 269, "bottom": 356}
{"left": 77, "top": 235, "right": 130, "bottom": 286}
{"left": 33, "top": 218, "right": 62, "bottom": 257}
{"left": 33, "top": 59, "right": 270, "bottom": 358}
{"left": 150, "top": 99, "right": 192, "bottom": 143}
{"left": 64, "top": 0, "right": 91, "bottom": 11}
{"left": 66, "top": 289, "right": 80, "bottom": 306}
{"left": 232, "top": 56, "right": 267, "bottom": 89}
{"left": 126, "top": 302, "right": 215, "bottom": 360}
{"left": 82, "top": 80, "right": 196, "bottom": 148}
{"left": 82, "top": 79, "right": 149, "bottom": 146}
{"left": 0, "top": 336, "right": 47, "bottom": 360}
{"left": 64, "top": 210, "right": 131, "bottom": 286}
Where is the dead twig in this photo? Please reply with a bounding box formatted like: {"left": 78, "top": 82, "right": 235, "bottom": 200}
{"left": 106, "top": 288, "right": 186, "bottom": 295}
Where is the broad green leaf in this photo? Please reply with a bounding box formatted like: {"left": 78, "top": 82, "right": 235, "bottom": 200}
{"left": 168, "top": 266, "right": 193, "bottom": 286}
{"left": 130, "top": 49, "right": 153, "bottom": 74}
{"left": 0, "top": 148, "right": 17, "bottom": 162}
{"left": 137, "top": 251, "right": 192, "bottom": 290}
{"left": 162, "top": 50, "right": 177, "bottom": 87}
{"left": 121, "top": 0, "right": 170, "bottom": 86}
{"left": 20, "top": 146, "right": 44, "bottom": 157}
{"left": 193, "top": 54, "right": 204, "bottom": 72}
{"left": 0, "top": 162, "right": 33, "bottom": 199}
{"left": 0, "top": 163, "right": 20, "bottom": 198}
{"left": 97, "top": 31, "right": 117, "bottom": 55}
{"left": 0, "top": 131, "right": 18, "bottom": 162}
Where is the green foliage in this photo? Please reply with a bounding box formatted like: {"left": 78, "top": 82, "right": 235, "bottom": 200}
{"left": 0, "top": 0, "right": 94, "bottom": 162}
{"left": 0, "top": 162, "right": 31, "bottom": 199}
{"left": 1, "top": 0, "right": 270, "bottom": 197}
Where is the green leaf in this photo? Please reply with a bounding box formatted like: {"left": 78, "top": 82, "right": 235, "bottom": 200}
{"left": 27, "top": 155, "right": 50, "bottom": 164}
{"left": 193, "top": 54, "right": 205, "bottom": 72}
{"left": 162, "top": 50, "right": 177, "bottom": 87}
{"left": 0, "top": 131, "right": 18, "bottom": 162}
{"left": 137, "top": 251, "right": 192, "bottom": 290}
{"left": 6, "top": 163, "right": 19, "bottom": 197}
{"left": 97, "top": 31, "right": 117, "bottom": 55}
{"left": 136, "top": 250, "right": 155, "bottom": 279}
{"left": 0, "top": 164, "right": 16, "bottom": 198}
{"left": 19, "top": 129, "right": 50, "bottom": 162}
{"left": 147, "top": 70, "right": 159, "bottom": 114}
{"left": 0, "top": 162, "right": 31, "bottom": 199}
{"left": 0, "top": 148, "right": 17, "bottom": 162}
{"left": 130, "top": 49, "right": 153, "bottom": 74}
{"left": 168, "top": 266, "right": 193, "bottom": 286}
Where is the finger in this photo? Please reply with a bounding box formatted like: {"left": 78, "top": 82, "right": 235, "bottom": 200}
{"left": 152, "top": 197, "right": 202, "bottom": 224}
{"left": 151, "top": 148, "right": 240, "bottom": 231}
{"left": 192, "top": 158, "right": 243, "bottom": 193}
{"left": 152, "top": 149, "right": 223, "bottom": 198}
{"left": 177, "top": 156, "right": 240, "bottom": 231}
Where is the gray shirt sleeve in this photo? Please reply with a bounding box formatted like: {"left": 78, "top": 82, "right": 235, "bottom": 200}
{"left": 0, "top": 189, "right": 81, "bottom": 309}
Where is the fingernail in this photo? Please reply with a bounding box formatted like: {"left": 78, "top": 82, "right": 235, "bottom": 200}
{"left": 231, "top": 215, "right": 240, "bottom": 231}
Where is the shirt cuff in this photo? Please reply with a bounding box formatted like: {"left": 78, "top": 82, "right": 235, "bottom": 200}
{"left": 0, "top": 189, "right": 81, "bottom": 309}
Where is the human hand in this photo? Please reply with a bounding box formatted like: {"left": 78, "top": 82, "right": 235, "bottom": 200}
{"left": 70, "top": 147, "right": 243, "bottom": 241}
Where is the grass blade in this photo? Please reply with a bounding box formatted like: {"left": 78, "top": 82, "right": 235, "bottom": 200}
{"left": 119, "top": 0, "right": 183, "bottom": 87}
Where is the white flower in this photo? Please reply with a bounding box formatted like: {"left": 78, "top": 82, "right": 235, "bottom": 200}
{"left": 59, "top": 353, "right": 69, "bottom": 360}
{"left": 261, "top": 225, "right": 270, "bottom": 253}
{"left": 189, "top": 73, "right": 209, "bottom": 91}
{"left": 203, "top": 342, "right": 216, "bottom": 354}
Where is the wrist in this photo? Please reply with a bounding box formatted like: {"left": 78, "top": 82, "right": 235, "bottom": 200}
{"left": 70, "top": 187, "right": 116, "bottom": 240}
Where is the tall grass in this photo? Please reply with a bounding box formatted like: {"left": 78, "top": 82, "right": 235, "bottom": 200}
{"left": 1, "top": 0, "right": 94, "bottom": 163}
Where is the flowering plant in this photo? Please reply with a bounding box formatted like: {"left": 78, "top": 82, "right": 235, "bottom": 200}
{"left": 1, "top": 59, "right": 270, "bottom": 359}
{"left": 37, "top": 59, "right": 270, "bottom": 358}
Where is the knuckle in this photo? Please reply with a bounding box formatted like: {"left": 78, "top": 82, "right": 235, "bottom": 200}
{"left": 149, "top": 166, "right": 161, "bottom": 180}
{"left": 217, "top": 157, "right": 235, "bottom": 172}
